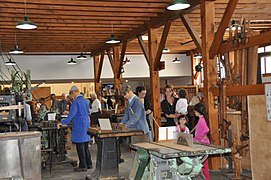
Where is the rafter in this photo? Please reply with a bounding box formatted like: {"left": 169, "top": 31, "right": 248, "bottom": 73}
{"left": 96, "top": 51, "right": 105, "bottom": 83}
{"left": 117, "top": 41, "right": 127, "bottom": 79}
{"left": 180, "top": 14, "right": 202, "bottom": 52}
{"left": 137, "top": 36, "right": 150, "bottom": 66}
{"left": 154, "top": 20, "right": 171, "bottom": 71}
{"left": 209, "top": 0, "right": 239, "bottom": 59}
{"left": 106, "top": 49, "right": 114, "bottom": 71}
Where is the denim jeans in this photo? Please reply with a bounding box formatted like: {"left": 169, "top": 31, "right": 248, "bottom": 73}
{"left": 75, "top": 142, "right": 92, "bottom": 168}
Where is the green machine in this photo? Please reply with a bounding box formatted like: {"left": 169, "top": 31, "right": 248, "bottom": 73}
{"left": 129, "top": 139, "right": 231, "bottom": 180}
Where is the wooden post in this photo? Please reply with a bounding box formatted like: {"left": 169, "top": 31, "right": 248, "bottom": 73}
{"left": 190, "top": 51, "right": 197, "bottom": 85}
{"left": 93, "top": 55, "right": 101, "bottom": 95}
{"left": 200, "top": 0, "right": 221, "bottom": 169}
{"left": 247, "top": 46, "right": 258, "bottom": 85}
{"left": 113, "top": 46, "right": 122, "bottom": 93}
{"left": 148, "top": 28, "right": 161, "bottom": 142}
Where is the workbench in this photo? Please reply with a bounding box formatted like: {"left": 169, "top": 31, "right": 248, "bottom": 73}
{"left": 130, "top": 141, "right": 231, "bottom": 180}
{"left": 86, "top": 127, "right": 143, "bottom": 180}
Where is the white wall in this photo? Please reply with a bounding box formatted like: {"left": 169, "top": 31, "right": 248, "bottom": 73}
{"left": 0, "top": 54, "right": 191, "bottom": 81}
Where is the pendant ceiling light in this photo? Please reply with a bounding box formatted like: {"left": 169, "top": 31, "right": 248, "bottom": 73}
{"left": 77, "top": 43, "right": 87, "bottom": 60}
{"left": 194, "top": 52, "right": 202, "bottom": 59}
{"left": 16, "top": 0, "right": 37, "bottom": 30}
{"left": 172, "top": 57, "right": 181, "bottom": 63}
{"left": 9, "top": 33, "right": 24, "bottom": 54}
{"left": 106, "top": 22, "right": 120, "bottom": 44}
{"left": 163, "top": 48, "right": 171, "bottom": 53}
{"left": 226, "top": 20, "right": 241, "bottom": 31}
{"left": 5, "top": 58, "right": 16, "bottom": 66}
{"left": 67, "top": 57, "right": 77, "bottom": 65}
{"left": 167, "top": 0, "right": 191, "bottom": 11}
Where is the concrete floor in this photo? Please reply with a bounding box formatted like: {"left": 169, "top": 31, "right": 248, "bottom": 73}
{"left": 42, "top": 142, "right": 249, "bottom": 180}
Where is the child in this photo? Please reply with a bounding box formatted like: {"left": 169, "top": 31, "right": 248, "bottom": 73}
{"left": 176, "top": 115, "right": 190, "bottom": 134}
{"left": 175, "top": 89, "right": 188, "bottom": 115}
{"left": 193, "top": 103, "right": 210, "bottom": 180}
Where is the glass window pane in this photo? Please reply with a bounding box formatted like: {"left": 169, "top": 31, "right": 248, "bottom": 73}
{"left": 258, "top": 47, "right": 265, "bottom": 53}
{"left": 261, "top": 57, "right": 265, "bottom": 74}
{"left": 265, "top": 45, "right": 271, "bottom": 52}
{"left": 266, "top": 56, "right": 271, "bottom": 73}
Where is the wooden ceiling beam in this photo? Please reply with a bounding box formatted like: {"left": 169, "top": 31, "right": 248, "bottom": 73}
{"left": 0, "top": 8, "right": 159, "bottom": 17}
{"left": 117, "top": 41, "right": 127, "bottom": 79}
{"left": 0, "top": 22, "right": 139, "bottom": 28}
{"left": 0, "top": 18, "right": 145, "bottom": 25}
{"left": 137, "top": 35, "right": 150, "bottom": 66}
{"left": 106, "top": 50, "right": 114, "bottom": 70}
{"left": 96, "top": 51, "right": 104, "bottom": 83}
{"left": 0, "top": 13, "right": 151, "bottom": 21}
{"left": 0, "top": 0, "right": 171, "bottom": 8}
{"left": 209, "top": 0, "right": 239, "bottom": 59}
{"left": 218, "top": 30, "right": 271, "bottom": 54}
{"left": 154, "top": 20, "right": 171, "bottom": 71}
{"left": 180, "top": 14, "right": 202, "bottom": 52}
{"left": 0, "top": 3, "right": 166, "bottom": 13}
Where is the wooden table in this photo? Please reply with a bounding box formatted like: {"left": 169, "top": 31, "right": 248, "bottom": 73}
{"left": 87, "top": 127, "right": 143, "bottom": 179}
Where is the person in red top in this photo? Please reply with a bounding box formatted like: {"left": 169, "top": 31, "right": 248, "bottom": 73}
{"left": 193, "top": 103, "right": 210, "bottom": 180}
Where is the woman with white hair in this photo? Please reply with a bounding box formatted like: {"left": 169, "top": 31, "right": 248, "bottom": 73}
{"left": 90, "top": 93, "right": 102, "bottom": 126}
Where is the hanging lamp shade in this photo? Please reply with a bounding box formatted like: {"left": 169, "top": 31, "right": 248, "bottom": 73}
{"left": 226, "top": 20, "right": 241, "bottom": 31}
{"left": 16, "top": 16, "right": 37, "bottom": 30}
{"left": 9, "top": 45, "right": 24, "bottom": 54}
{"left": 163, "top": 48, "right": 171, "bottom": 53}
{"left": 5, "top": 58, "right": 16, "bottom": 66}
{"left": 194, "top": 52, "right": 202, "bottom": 59}
{"left": 77, "top": 52, "right": 87, "bottom": 60}
{"left": 67, "top": 57, "right": 77, "bottom": 65}
{"left": 195, "top": 63, "right": 202, "bottom": 72}
{"left": 172, "top": 57, "right": 181, "bottom": 63}
{"left": 167, "top": 0, "right": 191, "bottom": 11}
{"left": 106, "top": 34, "right": 120, "bottom": 44}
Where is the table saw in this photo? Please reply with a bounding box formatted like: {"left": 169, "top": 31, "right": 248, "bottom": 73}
{"left": 130, "top": 140, "right": 231, "bottom": 180}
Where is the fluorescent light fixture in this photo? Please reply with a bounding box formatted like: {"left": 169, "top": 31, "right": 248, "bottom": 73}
{"left": 67, "top": 57, "right": 77, "bottom": 65}
{"left": 163, "top": 48, "right": 170, "bottom": 53}
{"left": 167, "top": 0, "right": 191, "bottom": 11}
{"left": 106, "top": 34, "right": 120, "bottom": 44}
{"left": 194, "top": 52, "right": 202, "bottom": 59}
{"left": 16, "top": 16, "right": 37, "bottom": 30}
{"left": 5, "top": 58, "right": 16, "bottom": 66}
{"left": 9, "top": 45, "right": 24, "bottom": 54}
{"left": 77, "top": 52, "right": 87, "bottom": 60}
{"left": 172, "top": 57, "right": 181, "bottom": 63}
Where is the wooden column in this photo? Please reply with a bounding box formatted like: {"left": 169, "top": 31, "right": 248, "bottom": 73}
{"left": 190, "top": 51, "right": 197, "bottom": 85}
{"left": 247, "top": 46, "right": 258, "bottom": 85}
{"left": 148, "top": 28, "right": 161, "bottom": 141}
{"left": 93, "top": 55, "right": 101, "bottom": 95}
{"left": 113, "top": 46, "right": 121, "bottom": 92}
{"left": 201, "top": 1, "right": 221, "bottom": 169}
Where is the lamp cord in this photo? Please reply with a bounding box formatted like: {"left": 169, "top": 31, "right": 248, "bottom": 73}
{"left": 24, "top": 0, "right": 27, "bottom": 16}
